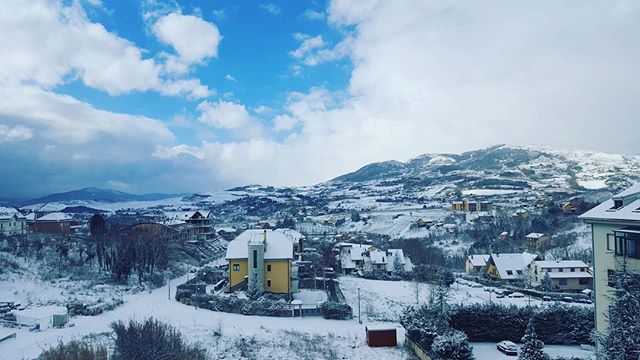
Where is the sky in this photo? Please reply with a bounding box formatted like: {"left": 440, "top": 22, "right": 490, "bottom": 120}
{"left": 1, "top": 0, "right": 639, "bottom": 199}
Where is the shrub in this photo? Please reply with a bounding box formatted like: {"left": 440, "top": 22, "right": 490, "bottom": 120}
{"left": 111, "top": 318, "right": 207, "bottom": 360}
{"left": 185, "top": 293, "right": 291, "bottom": 317}
{"left": 431, "top": 330, "right": 474, "bottom": 360}
{"left": 321, "top": 301, "right": 353, "bottom": 320}
{"left": 39, "top": 341, "right": 108, "bottom": 360}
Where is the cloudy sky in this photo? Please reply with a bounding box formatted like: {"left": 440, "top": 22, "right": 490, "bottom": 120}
{"left": 1, "top": 0, "right": 639, "bottom": 198}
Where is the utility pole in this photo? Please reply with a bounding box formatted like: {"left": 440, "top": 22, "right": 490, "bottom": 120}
{"left": 358, "top": 287, "right": 362, "bottom": 324}
{"left": 168, "top": 278, "right": 171, "bottom": 300}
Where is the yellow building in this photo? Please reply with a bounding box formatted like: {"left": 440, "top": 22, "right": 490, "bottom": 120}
{"left": 225, "top": 229, "right": 304, "bottom": 294}
{"left": 580, "top": 184, "right": 640, "bottom": 332}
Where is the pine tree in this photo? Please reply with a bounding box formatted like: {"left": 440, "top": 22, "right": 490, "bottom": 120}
{"left": 519, "top": 318, "right": 550, "bottom": 360}
{"left": 540, "top": 272, "right": 558, "bottom": 292}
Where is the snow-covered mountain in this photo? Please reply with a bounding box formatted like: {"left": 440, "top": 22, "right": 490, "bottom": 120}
{"left": 17, "top": 145, "right": 640, "bottom": 220}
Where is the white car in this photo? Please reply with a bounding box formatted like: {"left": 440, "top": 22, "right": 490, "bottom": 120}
{"left": 508, "top": 292, "right": 525, "bottom": 298}
{"left": 497, "top": 341, "right": 518, "bottom": 356}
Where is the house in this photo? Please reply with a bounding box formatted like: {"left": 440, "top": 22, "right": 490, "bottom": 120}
{"left": 499, "top": 231, "right": 510, "bottom": 241}
{"left": 486, "top": 252, "right": 539, "bottom": 280}
{"left": 363, "top": 249, "right": 414, "bottom": 274}
{"left": 561, "top": 201, "right": 578, "bottom": 213}
{"left": 452, "top": 200, "right": 491, "bottom": 213}
{"left": 28, "top": 212, "right": 74, "bottom": 235}
{"left": 217, "top": 227, "right": 238, "bottom": 241}
{"left": 465, "top": 254, "right": 490, "bottom": 274}
{"left": 416, "top": 218, "right": 434, "bottom": 228}
{"left": 334, "top": 242, "right": 375, "bottom": 274}
{"left": 225, "top": 229, "right": 304, "bottom": 294}
{"left": 579, "top": 183, "right": 640, "bottom": 332}
{"left": 0, "top": 207, "right": 27, "bottom": 236}
{"left": 528, "top": 260, "right": 593, "bottom": 292}
{"left": 526, "top": 233, "right": 551, "bottom": 249}
{"left": 165, "top": 210, "right": 214, "bottom": 241}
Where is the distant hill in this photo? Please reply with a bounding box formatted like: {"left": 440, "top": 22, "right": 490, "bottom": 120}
{"left": 21, "top": 187, "right": 183, "bottom": 206}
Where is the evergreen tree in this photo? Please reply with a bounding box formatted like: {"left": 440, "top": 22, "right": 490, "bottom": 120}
{"left": 89, "top": 214, "right": 106, "bottom": 236}
{"left": 597, "top": 272, "right": 640, "bottom": 360}
{"left": 519, "top": 318, "right": 550, "bottom": 360}
{"left": 540, "top": 272, "right": 558, "bottom": 292}
{"left": 246, "top": 273, "right": 263, "bottom": 300}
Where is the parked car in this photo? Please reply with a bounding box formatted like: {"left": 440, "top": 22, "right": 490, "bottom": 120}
{"left": 561, "top": 296, "right": 574, "bottom": 303}
{"left": 496, "top": 294, "right": 506, "bottom": 298}
{"left": 470, "top": 283, "right": 483, "bottom": 288}
{"left": 542, "top": 296, "right": 552, "bottom": 301}
{"left": 497, "top": 341, "right": 518, "bottom": 356}
{"left": 508, "top": 292, "right": 525, "bottom": 298}
{"left": 576, "top": 298, "right": 592, "bottom": 304}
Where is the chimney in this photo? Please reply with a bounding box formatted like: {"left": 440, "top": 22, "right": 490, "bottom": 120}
{"left": 263, "top": 229, "right": 267, "bottom": 250}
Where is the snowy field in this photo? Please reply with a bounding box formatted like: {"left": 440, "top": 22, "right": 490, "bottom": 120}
{"left": 0, "top": 273, "right": 594, "bottom": 360}
{"left": 338, "top": 276, "right": 586, "bottom": 322}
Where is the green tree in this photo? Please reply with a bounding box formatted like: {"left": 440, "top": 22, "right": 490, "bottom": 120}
{"left": 519, "top": 318, "right": 550, "bottom": 360}
{"left": 597, "top": 273, "right": 640, "bottom": 360}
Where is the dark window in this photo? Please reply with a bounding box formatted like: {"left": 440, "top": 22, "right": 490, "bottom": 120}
{"left": 613, "top": 199, "right": 624, "bottom": 209}
{"left": 506, "top": 270, "right": 513, "bottom": 276}
{"left": 516, "top": 270, "right": 523, "bottom": 275}
{"left": 267, "top": 264, "right": 272, "bottom": 272}
{"left": 580, "top": 268, "right": 586, "bottom": 272}
{"left": 233, "top": 264, "right": 240, "bottom": 272}
{"left": 571, "top": 268, "right": 575, "bottom": 272}
{"left": 267, "top": 279, "right": 272, "bottom": 287}
{"left": 558, "top": 268, "right": 563, "bottom": 272}
{"left": 579, "top": 278, "right": 592, "bottom": 285}
{"left": 558, "top": 278, "right": 567, "bottom": 285}
{"left": 614, "top": 231, "right": 640, "bottom": 259}
{"left": 253, "top": 250, "right": 258, "bottom": 269}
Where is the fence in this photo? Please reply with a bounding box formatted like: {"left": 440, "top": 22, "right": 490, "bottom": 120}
{"left": 405, "top": 336, "right": 432, "bottom": 360}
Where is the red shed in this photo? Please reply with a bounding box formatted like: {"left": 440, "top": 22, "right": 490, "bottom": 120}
{"left": 366, "top": 325, "right": 397, "bottom": 347}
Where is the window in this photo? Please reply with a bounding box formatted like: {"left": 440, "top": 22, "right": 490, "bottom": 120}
{"left": 613, "top": 199, "right": 624, "bottom": 209}
{"left": 580, "top": 268, "right": 586, "bottom": 272}
{"left": 579, "top": 278, "right": 592, "bottom": 285}
{"left": 253, "top": 250, "right": 258, "bottom": 269}
{"left": 614, "top": 230, "right": 640, "bottom": 259}
{"left": 267, "top": 264, "right": 272, "bottom": 272}
{"left": 506, "top": 270, "right": 513, "bottom": 276}
{"left": 570, "top": 268, "right": 575, "bottom": 272}
{"left": 558, "top": 268, "right": 563, "bottom": 272}
{"left": 267, "top": 279, "right": 272, "bottom": 288}
{"left": 558, "top": 278, "right": 567, "bottom": 286}
{"left": 516, "top": 270, "right": 523, "bottom": 275}
{"left": 233, "top": 264, "right": 240, "bottom": 272}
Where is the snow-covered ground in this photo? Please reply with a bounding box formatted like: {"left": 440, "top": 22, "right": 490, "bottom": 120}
{"left": 472, "top": 342, "right": 592, "bottom": 359}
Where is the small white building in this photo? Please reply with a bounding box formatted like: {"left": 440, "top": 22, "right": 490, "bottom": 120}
{"left": 363, "top": 249, "right": 414, "bottom": 274}
{"left": 529, "top": 260, "right": 593, "bottom": 292}
{"left": 334, "top": 242, "right": 375, "bottom": 274}
{"left": 0, "top": 207, "right": 27, "bottom": 236}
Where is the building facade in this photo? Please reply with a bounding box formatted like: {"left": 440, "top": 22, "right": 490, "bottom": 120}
{"left": 580, "top": 184, "right": 640, "bottom": 332}
{"left": 528, "top": 260, "right": 593, "bottom": 292}
{"left": 225, "top": 229, "right": 304, "bottom": 294}
{"left": 0, "top": 207, "right": 27, "bottom": 236}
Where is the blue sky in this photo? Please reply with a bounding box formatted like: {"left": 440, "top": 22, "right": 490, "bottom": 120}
{"left": 1, "top": 0, "right": 639, "bottom": 198}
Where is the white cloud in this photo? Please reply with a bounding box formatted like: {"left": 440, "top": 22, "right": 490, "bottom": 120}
{"left": 290, "top": 35, "right": 326, "bottom": 59}
{"left": 158, "top": 0, "right": 640, "bottom": 188}
{"left": 254, "top": 105, "right": 273, "bottom": 114}
{"left": 161, "top": 79, "right": 213, "bottom": 99}
{"left": 225, "top": 74, "right": 237, "bottom": 82}
{"left": 153, "top": 12, "right": 222, "bottom": 72}
{"left": 260, "top": 3, "right": 281, "bottom": 15}
{"left": 0, "top": 124, "right": 33, "bottom": 143}
{"left": 154, "top": 144, "right": 205, "bottom": 160}
{"left": 301, "top": 9, "right": 325, "bottom": 21}
{"left": 272, "top": 114, "right": 299, "bottom": 131}
{"left": 197, "top": 100, "right": 263, "bottom": 138}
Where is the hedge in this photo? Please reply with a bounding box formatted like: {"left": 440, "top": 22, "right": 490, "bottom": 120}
{"left": 321, "top": 301, "right": 353, "bottom": 320}
{"left": 448, "top": 303, "right": 593, "bottom": 345}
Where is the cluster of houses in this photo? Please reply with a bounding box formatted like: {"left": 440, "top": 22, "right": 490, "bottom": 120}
{"left": 333, "top": 242, "right": 414, "bottom": 275}
{"left": 0, "top": 207, "right": 75, "bottom": 236}
{"left": 465, "top": 252, "right": 593, "bottom": 292}
{"left": 452, "top": 200, "right": 492, "bottom": 213}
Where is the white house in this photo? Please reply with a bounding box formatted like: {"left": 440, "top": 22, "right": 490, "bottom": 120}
{"left": 465, "top": 254, "right": 490, "bottom": 274}
{"left": 334, "top": 242, "right": 375, "bottom": 274}
{"left": 363, "top": 249, "right": 414, "bottom": 274}
{"left": 0, "top": 207, "right": 27, "bottom": 236}
{"left": 528, "top": 260, "right": 593, "bottom": 292}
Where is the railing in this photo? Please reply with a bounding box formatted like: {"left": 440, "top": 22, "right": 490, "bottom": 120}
{"left": 405, "top": 336, "right": 432, "bottom": 360}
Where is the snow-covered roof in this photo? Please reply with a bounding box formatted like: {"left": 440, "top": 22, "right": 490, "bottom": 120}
{"left": 526, "top": 233, "right": 546, "bottom": 239}
{"left": 165, "top": 210, "right": 211, "bottom": 221}
{"left": 336, "top": 243, "right": 374, "bottom": 269}
{"left": 36, "top": 212, "right": 72, "bottom": 222}
{"left": 368, "top": 250, "right": 387, "bottom": 264}
{"left": 468, "top": 254, "right": 490, "bottom": 267}
{"left": 580, "top": 184, "right": 640, "bottom": 223}
{"left": 0, "top": 207, "right": 22, "bottom": 220}
{"left": 534, "top": 260, "right": 588, "bottom": 269}
{"left": 217, "top": 227, "right": 237, "bottom": 233}
{"left": 225, "top": 229, "right": 303, "bottom": 260}
{"left": 385, "top": 249, "right": 407, "bottom": 272}
{"left": 489, "top": 252, "right": 538, "bottom": 279}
